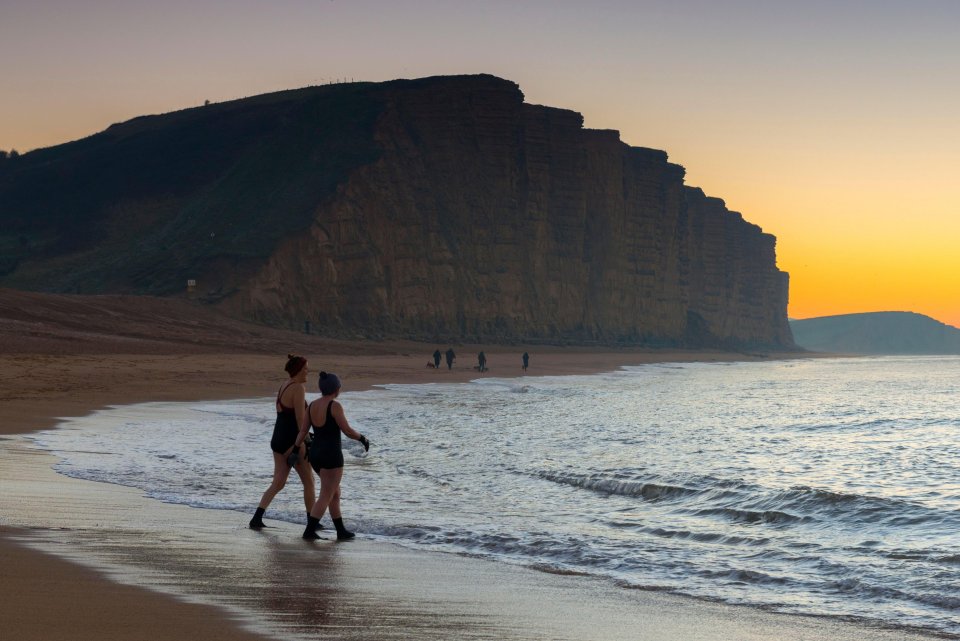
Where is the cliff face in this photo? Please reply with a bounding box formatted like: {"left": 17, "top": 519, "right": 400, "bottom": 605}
{"left": 0, "top": 74, "right": 793, "bottom": 348}
{"left": 229, "top": 76, "right": 792, "bottom": 347}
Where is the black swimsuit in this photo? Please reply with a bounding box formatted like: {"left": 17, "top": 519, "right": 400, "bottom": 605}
{"left": 309, "top": 399, "right": 344, "bottom": 471}
{"left": 269, "top": 382, "right": 301, "bottom": 454}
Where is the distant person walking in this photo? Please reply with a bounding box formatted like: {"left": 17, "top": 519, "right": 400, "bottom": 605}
{"left": 522, "top": 352, "right": 529, "bottom": 372}
{"left": 433, "top": 349, "right": 442, "bottom": 369}
{"left": 249, "top": 354, "right": 316, "bottom": 529}
{"left": 478, "top": 351, "right": 487, "bottom": 372}
{"left": 445, "top": 348, "right": 456, "bottom": 370}
{"left": 303, "top": 372, "right": 370, "bottom": 540}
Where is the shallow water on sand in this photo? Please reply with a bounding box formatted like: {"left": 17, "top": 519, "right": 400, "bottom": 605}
{"left": 31, "top": 356, "right": 960, "bottom": 636}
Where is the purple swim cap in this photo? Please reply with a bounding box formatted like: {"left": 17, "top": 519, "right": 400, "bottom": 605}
{"left": 318, "top": 371, "right": 342, "bottom": 395}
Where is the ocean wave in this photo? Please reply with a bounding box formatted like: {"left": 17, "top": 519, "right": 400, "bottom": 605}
{"left": 855, "top": 547, "right": 960, "bottom": 568}
{"left": 756, "top": 486, "right": 953, "bottom": 530}
{"left": 393, "top": 464, "right": 453, "bottom": 488}
{"left": 821, "top": 575, "right": 960, "bottom": 612}
{"left": 536, "top": 470, "right": 701, "bottom": 501}
{"left": 698, "top": 566, "right": 792, "bottom": 586}
{"left": 533, "top": 470, "right": 945, "bottom": 533}
{"left": 692, "top": 507, "right": 807, "bottom": 526}
{"left": 641, "top": 526, "right": 771, "bottom": 547}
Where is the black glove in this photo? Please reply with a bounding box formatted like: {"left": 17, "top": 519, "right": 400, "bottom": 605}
{"left": 286, "top": 445, "right": 301, "bottom": 467}
{"left": 358, "top": 435, "right": 370, "bottom": 452}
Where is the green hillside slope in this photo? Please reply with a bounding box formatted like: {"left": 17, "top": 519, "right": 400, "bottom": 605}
{"left": 0, "top": 83, "right": 383, "bottom": 295}
{"left": 790, "top": 312, "right": 960, "bottom": 354}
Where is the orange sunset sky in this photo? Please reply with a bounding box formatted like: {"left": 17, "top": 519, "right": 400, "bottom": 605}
{"left": 2, "top": 1, "right": 958, "bottom": 326}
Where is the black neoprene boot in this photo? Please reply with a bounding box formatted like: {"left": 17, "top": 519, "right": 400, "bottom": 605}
{"left": 249, "top": 507, "right": 266, "bottom": 529}
{"left": 303, "top": 515, "right": 322, "bottom": 540}
{"left": 333, "top": 517, "right": 355, "bottom": 540}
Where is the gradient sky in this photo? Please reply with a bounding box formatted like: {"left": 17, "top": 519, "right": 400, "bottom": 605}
{"left": 3, "top": 0, "right": 959, "bottom": 326}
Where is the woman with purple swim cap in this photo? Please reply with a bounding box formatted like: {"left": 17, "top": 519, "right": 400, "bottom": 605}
{"left": 302, "top": 371, "right": 370, "bottom": 540}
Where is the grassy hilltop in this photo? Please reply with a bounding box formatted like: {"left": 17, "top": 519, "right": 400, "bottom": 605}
{"left": 791, "top": 312, "right": 960, "bottom": 354}
{"left": 0, "top": 83, "right": 384, "bottom": 296}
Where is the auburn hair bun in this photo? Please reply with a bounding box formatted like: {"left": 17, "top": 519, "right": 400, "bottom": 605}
{"left": 284, "top": 354, "right": 307, "bottom": 376}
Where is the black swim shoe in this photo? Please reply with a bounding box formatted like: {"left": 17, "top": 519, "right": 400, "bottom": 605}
{"left": 333, "top": 517, "right": 355, "bottom": 540}
{"left": 249, "top": 507, "right": 266, "bottom": 529}
{"left": 303, "top": 516, "right": 322, "bottom": 540}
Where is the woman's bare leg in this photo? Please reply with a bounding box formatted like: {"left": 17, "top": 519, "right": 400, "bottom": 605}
{"left": 309, "top": 468, "right": 343, "bottom": 519}
{"left": 329, "top": 481, "right": 353, "bottom": 540}
{"left": 257, "top": 452, "right": 291, "bottom": 509}
{"left": 250, "top": 452, "right": 292, "bottom": 528}
{"left": 303, "top": 468, "right": 343, "bottom": 539}
{"left": 312, "top": 469, "right": 352, "bottom": 539}
{"left": 293, "top": 456, "right": 316, "bottom": 513}
{"left": 328, "top": 486, "right": 342, "bottom": 520}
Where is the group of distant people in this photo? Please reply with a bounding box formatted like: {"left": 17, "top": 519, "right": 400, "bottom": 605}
{"left": 431, "top": 349, "right": 530, "bottom": 373}
{"left": 433, "top": 348, "right": 457, "bottom": 370}
{"left": 249, "top": 354, "right": 369, "bottom": 540}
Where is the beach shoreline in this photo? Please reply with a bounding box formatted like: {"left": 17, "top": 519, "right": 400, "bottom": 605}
{"left": 0, "top": 347, "right": 797, "bottom": 436}
{"left": 0, "top": 344, "right": 926, "bottom": 639}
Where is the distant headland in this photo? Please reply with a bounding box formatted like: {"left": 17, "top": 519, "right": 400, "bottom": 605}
{"left": 791, "top": 312, "right": 960, "bottom": 354}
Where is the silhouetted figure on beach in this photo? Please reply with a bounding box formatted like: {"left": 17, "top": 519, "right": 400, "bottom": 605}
{"left": 522, "top": 352, "right": 529, "bottom": 372}
{"left": 478, "top": 351, "right": 487, "bottom": 372}
{"left": 445, "top": 348, "right": 456, "bottom": 370}
{"left": 433, "top": 349, "right": 442, "bottom": 369}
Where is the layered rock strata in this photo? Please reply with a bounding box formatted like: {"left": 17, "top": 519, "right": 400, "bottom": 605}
{"left": 229, "top": 76, "right": 792, "bottom": 348}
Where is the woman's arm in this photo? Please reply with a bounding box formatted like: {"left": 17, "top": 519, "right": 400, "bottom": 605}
{"left": 331, "top": 401, "right": 362, "bottom": 439}
{"left": 331, "top": 401, "right": 369, "bottom": 451}
{"left": 290, "top": 385, "right": 310, "bottom": 451}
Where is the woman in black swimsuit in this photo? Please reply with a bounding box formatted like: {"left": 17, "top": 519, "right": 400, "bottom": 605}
{"left": 303, "top": 371, "right": 369, "bottom": 540}
{"left": 249, "top": 354, "right": 316, "bottom": 529}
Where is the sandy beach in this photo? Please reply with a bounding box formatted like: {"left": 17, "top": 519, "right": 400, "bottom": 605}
{"left": 0, "top": 290, "right": 940, "bottom": 641}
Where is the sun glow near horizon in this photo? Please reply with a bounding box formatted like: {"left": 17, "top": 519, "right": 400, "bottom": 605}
{"left": 655, "top": 109, "right": 960, "bottom": 330}
{"left": 695, "top": 187, "right": 960, "bottom": 329}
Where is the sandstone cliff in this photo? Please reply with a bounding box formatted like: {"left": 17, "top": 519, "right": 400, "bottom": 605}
{"left": 0, "top": 74, "right": 793, "bottom": 348}
{"left": 229, "top": 76, "right": 792, "bottom": 347}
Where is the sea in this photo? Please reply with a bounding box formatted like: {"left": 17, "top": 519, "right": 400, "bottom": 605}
{"left": 29, "top": 356, "right": 960, "bottom": 637}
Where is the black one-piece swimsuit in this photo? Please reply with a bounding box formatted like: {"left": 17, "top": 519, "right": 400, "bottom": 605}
{"left": 270, "top": 383, "right": 300, "bottom": 454}
{"left": 309, "top": 400, "right": 344, "bottom": 471}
